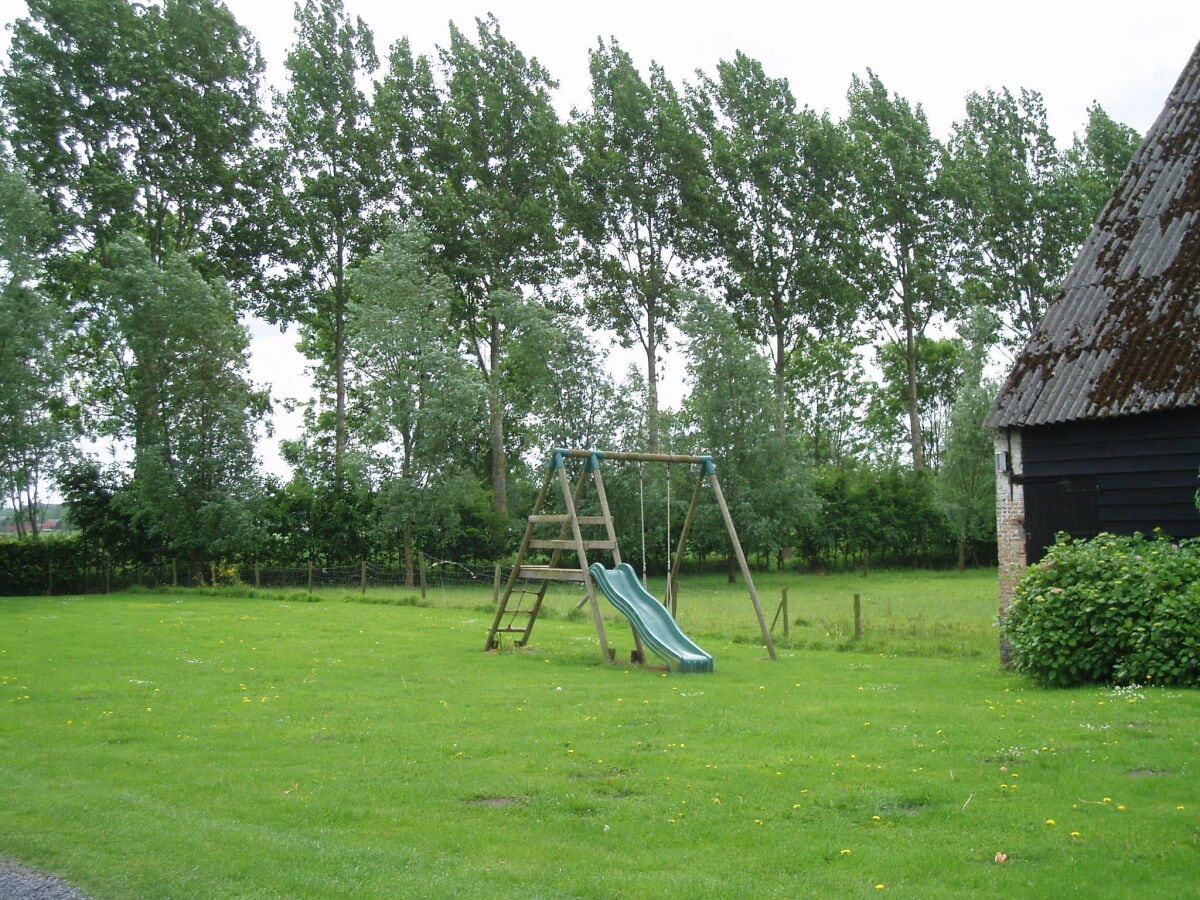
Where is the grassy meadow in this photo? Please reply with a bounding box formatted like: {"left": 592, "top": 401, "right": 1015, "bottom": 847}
{"left": 2, "top": 570, "right": 1198, "bottom": 898}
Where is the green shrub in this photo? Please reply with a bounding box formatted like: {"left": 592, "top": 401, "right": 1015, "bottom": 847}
{"left": 1004, "top": 532, "right": 1200, "bottom": 687}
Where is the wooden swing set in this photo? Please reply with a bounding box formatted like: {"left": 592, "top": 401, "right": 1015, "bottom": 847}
{"left": 485, "top": 448, "right": 776, "bottom": 664}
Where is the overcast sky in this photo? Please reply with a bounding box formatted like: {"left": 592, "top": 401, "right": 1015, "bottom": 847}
{"left": 3, "top": 0, "right": 1198, "bottom": 477}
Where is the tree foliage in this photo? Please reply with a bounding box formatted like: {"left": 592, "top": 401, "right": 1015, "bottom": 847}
{"left": 102, "top": 235, "right": 267, "bottom": 571}
{"left": 271, "top": 0, "right": 383, "bottom": 476}
{"left": 0, "top": 149, "right": 69, "bottom": 535}
{"left": 2, "top": 0, "right": 265, "bottom": 272}
{"left": 846, "top": 71, "right": 960, "bottom": 469}
{"left": 946, "top": 87, "right": 1092, "bottom": 350}
{"left": 377, "top": 15, "right": 567, "bottom": 515}
{"left": 694, "top": 52, "right": 859, "bottom": 437}
{"left": 568, "top": 39, "right": 711, "bottom": 453}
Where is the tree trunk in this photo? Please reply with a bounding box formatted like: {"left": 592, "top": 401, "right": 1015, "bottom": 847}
{"left": 774, "top": 319, "right": 788, "bottom": 441}
{"left": 404, "top": 521, "right": 415, "bottom": 588}
{"left": 489, "top": 314, "right": 508, "bottom": 516}
{"left": 904, "top": 311, "right": 925, "bottom": 470}
{"left": 645, "top": 303, "right": 661, "bottom": 454}
{"left": 335, "top": 311, "right": 346, "bottom": 475}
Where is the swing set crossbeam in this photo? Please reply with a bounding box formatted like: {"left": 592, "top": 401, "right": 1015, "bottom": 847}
{"left": 554, "top": 448, "right": 713, "bottom": 465}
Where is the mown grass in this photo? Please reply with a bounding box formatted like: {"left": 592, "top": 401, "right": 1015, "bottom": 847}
{"left": 2, "top": 571, "right": 1198, "bottom": 898}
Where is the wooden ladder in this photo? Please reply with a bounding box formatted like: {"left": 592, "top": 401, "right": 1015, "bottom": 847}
{"left": 485, "top": 451, "right": 621, "bottom": 657}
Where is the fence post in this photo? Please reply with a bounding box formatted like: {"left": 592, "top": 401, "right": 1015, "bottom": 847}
{"left": 418, "top": 552, "right": 428, "bottom": 600}
{"left": 308, "top": 561, "right": 314, "bottom": 594}
{"left": 172, "top": 559, "right": 178, "bottom": 587}
{"left": 782, "top": 587, "right": 789, "bottom": 636}
{"left": 103, "top": 553, "right": 111, "bottom": 594}
{"left": 492, "top": 564, "right": 502, "bottom": 607}
{"left": 361, "top": 560, "right": 368, "bottom": 595}
{"left": 254, "top": 562, "right": 261, "bottom": 589}
{"left": 854, "top": 593, "right": 863, "bottom": 640}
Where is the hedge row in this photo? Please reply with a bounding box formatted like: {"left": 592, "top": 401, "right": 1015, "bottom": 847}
{"left": 0, "top": 537, "right": 109, "bottom": 595}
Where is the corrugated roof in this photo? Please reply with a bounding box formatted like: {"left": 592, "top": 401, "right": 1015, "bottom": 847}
{"left": 988, "top": 40, "right": 1200, "bottom": 429}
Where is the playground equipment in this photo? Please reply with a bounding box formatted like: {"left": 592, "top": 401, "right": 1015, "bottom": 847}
{"left": 484, "top": 448, "right": 776, "bottom": 668}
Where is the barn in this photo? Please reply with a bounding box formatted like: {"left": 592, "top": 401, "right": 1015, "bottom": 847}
{"left": 988, "top": 40, "right": 1200, "bottom": 624}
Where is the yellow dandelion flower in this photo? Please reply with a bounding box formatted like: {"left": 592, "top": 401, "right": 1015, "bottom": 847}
{"left": 840, "top": 849, "right": 852, "bottom": 855}
{"left": 1046, "top": 819, "right": 1056, "bottom": 826}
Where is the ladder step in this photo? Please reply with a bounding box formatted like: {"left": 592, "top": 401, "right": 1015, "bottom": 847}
{"left": 493, "top": 627, "right": 530, "bottom": 633}
{"left": 527, "top": 514, "right": 609, "bottom": 526}
{"left": 529, "top": 539, "right": 617, "bottom": 551}
{"left": 518, "top": 565, "right": 587, "bottom": 582}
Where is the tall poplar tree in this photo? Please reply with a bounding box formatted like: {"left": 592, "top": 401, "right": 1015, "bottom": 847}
{"left": 946, "top": 87, "right": 1093, "bottom": 350}
{"left": 2, "top": 0, "right": 264, "bottom": 275}
{"left": 376, "top": 15, "right": 567, "bottom": 515}
{"left": 2, "top": 0, "right": 268, "bottom": 526}
{"left": 568, "top": 40, "right": 711, "bottom": 454}
{"left": 272, "top": 0, "right": 384, "bottom": 481}
{"left": 0, "top": 148, "right": 68, "bottom": 535}
{"left": 846, "top": 71, "right": 959, "bottom": 470}
{"left": 693, "top": 52, "right": 859, "bottom": 440}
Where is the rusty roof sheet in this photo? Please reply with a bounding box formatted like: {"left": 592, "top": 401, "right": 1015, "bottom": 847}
{"left": 988, "top": 40, "right": 1200, "bottom": 429}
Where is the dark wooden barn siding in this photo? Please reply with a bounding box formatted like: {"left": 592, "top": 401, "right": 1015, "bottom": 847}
{"left": 1020, "top": 408, "right": 1200, "bottom": 560}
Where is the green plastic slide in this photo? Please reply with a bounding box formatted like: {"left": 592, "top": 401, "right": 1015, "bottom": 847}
{"left": 588, "top": 563, "right": 714, "bottom": 674}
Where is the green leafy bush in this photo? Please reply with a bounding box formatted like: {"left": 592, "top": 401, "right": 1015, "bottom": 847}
{"left": 1004, "top": 532, "right": 1200, "bottom": 687}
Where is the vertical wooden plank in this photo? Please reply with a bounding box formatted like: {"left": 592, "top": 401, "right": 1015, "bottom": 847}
{"left": 589, "top": 459, "right": 622, "bottom": 566}
{"left": 707, "top": 471, "right": 776, "bottom": 660}
{"left": 559, "top": 463, "right": 611, "bottom": 662}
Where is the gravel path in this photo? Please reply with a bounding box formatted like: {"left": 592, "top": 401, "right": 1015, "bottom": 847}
{"left": 0, "top": 858, "right": 95, "bottom": 900}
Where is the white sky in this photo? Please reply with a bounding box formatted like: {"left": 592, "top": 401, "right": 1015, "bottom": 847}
{"left": 3, "top": 0, "right": 1199, "bottom": 478}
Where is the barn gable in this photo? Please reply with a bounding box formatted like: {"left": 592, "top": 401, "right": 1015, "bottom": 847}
{"left": 988, "top": 39, "right": 1200, "bottom": 429}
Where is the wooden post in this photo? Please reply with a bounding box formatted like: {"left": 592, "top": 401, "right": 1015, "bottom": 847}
{"left": 854, "top": 593, "right": 863, "bottom": 640}
{"left": 770, "top": 588, "right": 790, "bottom": 636}
{"left": 103, "top": 553, "right": 111, "bottom": 594}
{"left": 307, "top": 561, "right": 314, "bottom": 594}
{"left": 557, "top": 462, "right": 612, "bottom": 662}
{"left": 360, "top": 560, "right": 368, "bottom": 595}
{"left": 707, "top": 470, "right": 776, "bottom": 660}
{"left": 492, "top": 564, "right": 502, "bottom": 607}
{"left": 254, "top": 562, "right": 261, "bottom": 589}
{"left": 172, "top": 559, "right": 178, "bottom": 587}
{"left": 418, "top": 551, "right": 427, "bottom": 599}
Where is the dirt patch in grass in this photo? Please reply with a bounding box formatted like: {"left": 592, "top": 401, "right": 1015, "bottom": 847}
{"left": 464, "top": 796, "right": 527, "bottom": 808}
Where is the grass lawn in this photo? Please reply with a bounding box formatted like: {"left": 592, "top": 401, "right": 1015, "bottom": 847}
{"left": 2, "top": 570, "right": 1198, "bottom": 898}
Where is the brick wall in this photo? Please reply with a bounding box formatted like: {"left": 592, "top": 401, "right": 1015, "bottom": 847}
{"left": 994, "top": 428, "right": 1025, "bottom": 665}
